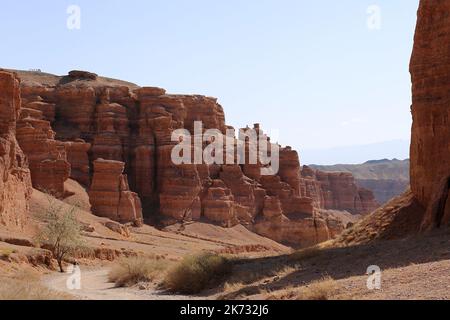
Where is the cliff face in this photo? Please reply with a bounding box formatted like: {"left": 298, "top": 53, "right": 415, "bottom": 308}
{"left": 311, "top": 159, "right": 410, "bottom": 205}
{"left": 0, "top": 71, "right": 32, "bottom": 228}
{"left": 7, "top": 69, "right": 378, "bottom": 246}
{"left": 410, "top": 0, "right": 450, "bottom": 230}
{"left": 301, "top": 166, "right": 379, "bottom": 215}
{"left": 89, "top": 159, "right": 143, "bottom": 225}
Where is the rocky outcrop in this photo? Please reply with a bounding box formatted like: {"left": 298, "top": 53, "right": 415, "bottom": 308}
{"left": 89, "top": 159, "right": 143, "bottom": 226}
{"left": 0, "top": 71, "right": 32, "bottom": 228}
{"left": 311, "top": 159, "right": 410, "bottom": 204}
{"left": 65, "top": 139, "right": 91, "bottom": 186}
{"left": 301, "top": 166, "right": 379, "bottom": 215}
{"left": 410, "top": 0, "right": 450, "bottom": 230}
{"left": 16, "top": 105, "right": 71, "bottom": 197}
{"left": 252, "top": 209, "right": 344, "bottom": 248}
{"left": 202, "top": 179, "right": 237, "bottom": 227}
{"left": 11, "top": 70, "right": 369, "bottom": 246}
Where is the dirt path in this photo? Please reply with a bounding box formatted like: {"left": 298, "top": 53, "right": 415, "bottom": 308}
{"left": 43, "top": 268, "right": 204, "bottom": 300}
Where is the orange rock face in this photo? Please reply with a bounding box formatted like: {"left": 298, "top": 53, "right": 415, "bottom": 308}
{"left": 12, "top": 70, "right": 379, "bottom": 245}
{"left": 0, "top": 71, "right": 32, "bottom": 228}
{"left": 16, "top": 103, "right": 71, "bottom": 197}
{"left": 89, "top": 159, "right": 143, "bottom": 226}
{"left": 410, "top": 0, "right": 450, "bottom": 230}
{"left": 301, "top": 166, "right": 379, "bottom": 215}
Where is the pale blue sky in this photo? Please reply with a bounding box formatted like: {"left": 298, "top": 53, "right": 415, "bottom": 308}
{"left": 0, "top": 0, "right": 419, "bottom": 164}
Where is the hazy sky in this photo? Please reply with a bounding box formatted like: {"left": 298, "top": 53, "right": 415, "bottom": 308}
{"left": 1, "top": 1, "right": 420, "bottom": 164}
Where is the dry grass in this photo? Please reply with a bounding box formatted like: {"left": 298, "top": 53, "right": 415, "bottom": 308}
{"left": 289, "top": 246, "right": 323, "bottom": 262}
{"left": 269, "top": 276, "right": 338, "bottom": 300}
{"left": 108, "top": 256, "right": 169, "bottom": 287}
{"left": 164, "top": 253, "right": 232, "bottom": 294}
{"left": 0, "top": 270, "right": 72, "bottom": 300}
{"left": 0, "top": 248, "right": 16, "bottom": 259}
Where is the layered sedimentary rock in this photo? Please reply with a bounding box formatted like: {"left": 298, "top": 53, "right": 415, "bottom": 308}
{"left": 311, "top": 159, "right": 410, "bottom": 204}
{"left": 253, "top": 205, "right": 344, "bottom": 247}
{"left": 89, "top": 159, "right": 143, "bottom": 225}
{"left": 410, "top": 0, "right": 450, "bottom": 230}
{"left": 202, "top": 179, "right": 237, "bottom": 227}
{"left": 11, "top": 70, "right": 378, "bottom": 246}
{"left": 0, "top": 71, "right": 32, "bottom": 228}
{"left": 301, "top": 166, "right": 379, "bottom": 214}
{"left": 65, "top": 140, "right": 91, "bottom": 186}
{"left": 16, "top": 104, "right": 71, "bottom": 197}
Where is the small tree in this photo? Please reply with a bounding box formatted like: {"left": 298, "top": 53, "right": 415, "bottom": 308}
{"left": 35, "top": 199, "right": 86, "bottom": 272}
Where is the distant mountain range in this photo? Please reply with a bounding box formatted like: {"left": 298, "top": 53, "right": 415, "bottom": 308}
{"left": 311, "top": 159, "right": 410, "bottom": 204}
{"left": 302, "top": 140, "right": 410, "bottom": 165}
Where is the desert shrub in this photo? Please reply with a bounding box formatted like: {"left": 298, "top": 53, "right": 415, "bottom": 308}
{"left": 164, "top": 253, "right": 232, "bottom": 294}
{"left": 108, "top": 256, "right": 168, "bottom": 287}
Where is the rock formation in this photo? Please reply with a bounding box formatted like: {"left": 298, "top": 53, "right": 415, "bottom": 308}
{"left": 301, "top": 166, "right": 379, "bottom": 214}
{"left": 8, "top": 69, "right": 380, "bottom": 246}
{"left": 0, "top": 71, "right": 32, "bottom": 228}
{"left": 311, "top": 159, "right": 410, "bottom": 204}
{"left": 410, "top": 0, "right": 450, "bottom": 230}
{"left": 16, "top": 112, "right": 71, "bottom": 197}
{"left": 89, "top": 159, "right": 143, "bottom": 226}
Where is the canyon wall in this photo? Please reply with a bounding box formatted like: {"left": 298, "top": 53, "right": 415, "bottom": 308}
{"left": 301, "top": 166, "right": 379, "bottom": 215}
{"left": 311, "top": 159, "right": 410, "bottom": 204}
{"left": 0, "top": 71, "right": 32, "bottom": 228}
{"left": 8, "top": 69, "right": 378, "bottom": 246}
{"left": 410, "top": 0, "right": 450, "bottom": 230}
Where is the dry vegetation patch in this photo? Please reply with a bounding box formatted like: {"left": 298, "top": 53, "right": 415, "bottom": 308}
{"left": 268, "top": 276, "right": 339, "bottom": 300}
{"left": 0, "top": 269, "right": 72, "bottom": 300}
{"left": 164, "top": 253, "right": 232, "bottom": 294}
{"left": 108, "top": 256, "right": 169, "bottom": 287}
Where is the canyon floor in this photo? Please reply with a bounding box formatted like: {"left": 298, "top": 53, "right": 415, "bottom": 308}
{"left": 39, "top": 228, "right": 450, "bottom": 300}
{"left": 1, "top": 182, "right": 449, "bottom": 300}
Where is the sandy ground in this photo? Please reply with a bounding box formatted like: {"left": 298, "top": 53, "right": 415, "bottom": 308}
{"left": 219, "top": 228, "right": 450, "bottom": 300}
{"left": 2, "top": 183, "right": 450, "bottom": 300}
{"left": 43, "top": 267, "right": 204, "bottom": 300}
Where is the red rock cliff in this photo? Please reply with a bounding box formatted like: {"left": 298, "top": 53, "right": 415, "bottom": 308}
{"left": 410, "top": 0, "right": 450, "bottom": 230}
{"left": 301, "top": 166, "right": 379, "bottom": 215}
{"left": 11, "top": 70, "right": 378, "bottom": 246}
{"left": 0, "top": 71, "right": 32, "bottom": 228}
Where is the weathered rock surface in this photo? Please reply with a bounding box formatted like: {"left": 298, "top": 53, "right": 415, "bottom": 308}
{"left": 8, "top": 69, "right": 379, "bottom": 246}
{"left": 16, "top": 106, "right": 71, "bottom": 197}
{"left": 301, "top": 166, "right": 379, "bottom": 214}
{"left": 89, "top": 159, "right": 143, "bottom": 226}
{"left": 0, "top": 71, "right": 32, "bottom": 228}
{"left": 311, "top": 159, "right": 410, "bottom": 204}
{"left": 410, "top": 0, "right": 450, "bottom": 230}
